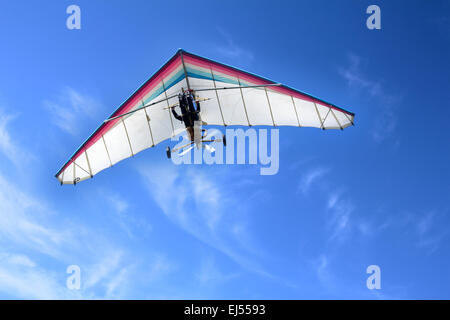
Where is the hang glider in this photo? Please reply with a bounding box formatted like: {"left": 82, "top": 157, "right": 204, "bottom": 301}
{"left": 55, "top": 49, "right": 355, "bottom": 185}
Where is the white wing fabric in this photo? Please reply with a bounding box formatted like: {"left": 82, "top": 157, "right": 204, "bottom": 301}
{"left": 55, "top": 49, "right": 354, "bottom": 184}
{"left": 183, "top": 51, "right": 354, "bottom": 129}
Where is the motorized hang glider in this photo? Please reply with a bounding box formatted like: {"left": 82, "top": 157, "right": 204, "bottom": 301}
{"left": 55, "top": 49, "right": 355, "bottom": 185}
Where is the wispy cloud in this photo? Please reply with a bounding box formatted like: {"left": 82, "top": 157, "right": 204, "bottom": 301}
{"left": 384, "top": 211, "right": 448, "bottom": 254}
{"left": 0, "top": 172, "right": 72, "bottom": 258}
{"left": 105, "top": 266, "right": 131, "bottom": 298}
{"left": 0, "top": 111, "right": 18, "bottom": 162}
{"left": 106, "top": 194, "right": 129, "bottom": 214}
{"left": 315, "top": 254, "right": 329, "bottom": 283}
{"left": 213, "top": 28, "right": 254, "bottom": 64}
{"left": 326, "top": 192, "right": 354, "bottom": 242}
{"left": 84, "top": 250, "right": 124, "bottom": 290}
{"left": 137, "top": 163, "right": 272, "bottom": 278}
{"left": 415, "top": 212, "right": 447, "bottom": 253}
{"left": 371, "top": 109, "right": 397, "bottom": 143}
{"left": 195, "top": 256, "right": 239, "bottom": 285}
{"left": 0, "top": 165, "right": 165, "bottom": 299}
{"left": 43, "top": 87, "right": 102, "bottom": 136}
{"left": 100, "top": 190, "right": 152, "bottom": 240}
{"left": 339, "top": 53, "right": 382, "bottom": 97}
{"left": 82, "top": 251, "right": 174, "bottom": 299}
{"left": 0, "top": 171, "right": 94, "bottom": 298}
{"left": 339, "top": 53, "right": 401, "bottom": 143}
{"left": 0, "top": 253, "right": 36, "bottom": 268}
{"left": 0, "top": 109, "right": 31, "bottom": 165}
{"left": 310, "top": 253, "right": 339, "bottom": 293}
{"left": 0, "top": 253, "right": 81, "bottom": 299}
{"left": 298, "top": 167, "right": 329, "bottom": 194}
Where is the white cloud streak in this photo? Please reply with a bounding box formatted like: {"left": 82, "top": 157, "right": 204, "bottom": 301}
{"left": 298, "top": 167, "right": 329, "bottom": 194}
{"left": 137, "top": 163, "right": 272, "bottom": 278}
{"left": 0, "top": 256, "right": 81, "bottom": 299}
{"left": 195, "top": 256, "right": 239, "bottom": 285}
{"left": 0, "top": 163, "right": 162, "bottom": 299}
{"left": 415, "top": 212, "right": 447, "bottom": 253}
{"left": 326, "top": 192, "right": 354, "bottom": 242}
{"left": 0, "top": 109, "right": 31, "bottom": 165}
{"left": 213, "top": 28, "right": 254, "bottom": 63}
{"left": 43, "top": 87, "right": 102, "bottom": 136}
{"left": 339, "top": 53, "right": 401, "bottom": 143}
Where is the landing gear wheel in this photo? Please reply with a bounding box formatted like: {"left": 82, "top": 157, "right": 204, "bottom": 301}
{"left": 222, "top": 134, "right": 227, "bottom": 146}
{"left": 166, "top": 146, "right": 171, "bottom": 159}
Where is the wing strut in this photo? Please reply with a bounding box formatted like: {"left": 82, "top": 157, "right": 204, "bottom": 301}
{"left": 104, "top": 93, "right": 179, "bottom": 123}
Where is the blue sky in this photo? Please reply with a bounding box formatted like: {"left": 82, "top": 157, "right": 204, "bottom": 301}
{"left": 0, "top": 0, "right": 449, "bottom": 299}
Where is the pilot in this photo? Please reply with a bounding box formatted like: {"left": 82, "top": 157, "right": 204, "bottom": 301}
{"left": 172, "top": 91, "right": 201, "bottom": 141}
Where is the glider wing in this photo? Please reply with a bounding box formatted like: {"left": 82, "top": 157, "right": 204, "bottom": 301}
{"left": 55, "top": 49, "right": 354, "bottom": 185}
